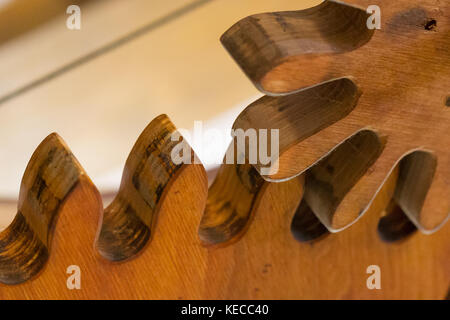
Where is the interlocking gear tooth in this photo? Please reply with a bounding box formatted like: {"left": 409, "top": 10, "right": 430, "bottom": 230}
{"left": 300, "top": 129, "right": 386, "bottom": 232}
{"left": 226, "top": 0, "right": 450, "bottom": 235}
{"left": 199, "top": 143, "right": 266, "bottom": 246}
{"left": 0, "top": 133, "right": 84, "bottom": 285}
{"left": 393, "top": 151, "right": 449, "bottom": 233}
{"left": 233, "top": 77, "right": 361, "bottom": 181}
{"left": 0, "top": 0, "right": 448, "bottom": 300}
{"left": 97, "top": 114, "right": 193, "bottom": 261}
{"left": 221, "top": 0, "right": 374, "bottom": 94}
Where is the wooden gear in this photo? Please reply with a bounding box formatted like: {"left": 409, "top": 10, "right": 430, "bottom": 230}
{"left": 0, "top": 0, "right": 448, "bottom": 299}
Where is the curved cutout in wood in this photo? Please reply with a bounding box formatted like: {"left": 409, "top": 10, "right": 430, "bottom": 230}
{"left": 0, "top": 114, "right": 208, "bottom": 286}
{"left": 228, "top": 0, "right": 450, "bottom": 232}
{"left": 392, "top": 150, "right": 447, "bottom": 234}
{"left": 291, "top": 200, "right": 329, "bottom": 243}
{"left": 373, "top": 150, "right": 442, "bottom": 241}
{"left": 377, "top": 198, "right": 417, "bottom": 243}
{"left": 0, "top": 121, "right": 447, "bottom": 299}
{"left": 297, "top": 129, "right": 385, "bottom": 233}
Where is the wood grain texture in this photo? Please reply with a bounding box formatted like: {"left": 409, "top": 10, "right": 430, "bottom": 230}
{"left": 228, "top": 0, "right": 450, "bottom": 232}
{"left": 97, "top": 115, "right": 190, "bottom": 261}
{"left": 0, "top": 0, "right": 321, "bottom": 201}
{"left": 221, "top": 0, "right": 374, "bottom": 94}
{"left": 0, "top": 112, "right": 447, "bottom": 299}
{"left": 200, "top": 157, "right": 266, "bottom": 246}
{"left": 0, "top": 133, "right": 83, "bottom": 285}
{"left": 0, "top": 0, "right": 448, "bottom": 299}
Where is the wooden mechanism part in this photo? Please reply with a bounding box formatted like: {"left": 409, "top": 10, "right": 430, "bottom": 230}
{"left": 0, "top": 111, "right": 448, "bottom": 299}
{"left": 200, "top": 158, "right": 266, "bottom": 247}
{"left": 227, "top": 0, "right": 450, "bottom": 233}
{"left": 221, "top": 0, "right": 375, "bottom": 94}
{"left": 0, "top": 0, "right": 448, "bottom": 299}
{"left": 97, "top": 115, "right": 190, "bottom": 261}
{"left": 0, "top": 134, "right": 83, "bottom": 285}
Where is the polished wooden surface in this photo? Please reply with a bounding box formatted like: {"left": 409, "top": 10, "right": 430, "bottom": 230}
{"left": 0, "top": 0, "right": 448, "bottom": 300}
{"left": 228, "top": 0, "right": 450, "bottom": 232}
{"left": 0, "top": 113, "right": 448, "bottom": 299}
{"left": 0, "top": 0, "right": 321, "bottom": 201}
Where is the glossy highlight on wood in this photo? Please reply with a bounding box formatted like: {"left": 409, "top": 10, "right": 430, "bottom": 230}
{"left": 0, "top": 0, "right": 448, "bottom": 300}
{"left": 0, "top": 133, "right": 84, "bottom": 284}
{"left": 228, "top": 0, "right": 450, "bottom": 232}
{"left": 97, "top": 115, "right": 186, "bottom": 261}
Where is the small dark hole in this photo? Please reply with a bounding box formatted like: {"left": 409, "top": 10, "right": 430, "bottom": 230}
{"left": 445, "top": 96, "right": 450, "bottom": 107}
{"left": 424, "top": 19, "right": 437, "bottom": 31}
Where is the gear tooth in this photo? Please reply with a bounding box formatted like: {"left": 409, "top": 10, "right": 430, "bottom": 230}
{"left": 221, "top": 0, "right": 374, "bottom": 94}
{"left": 394, "top": 151, "right": 449, "bottom": 233}
{"left": 233, "top": 77, "right": 361, "bottom": 181}
{"left": 0, "top": 133, "right": 84, "bottom": 285}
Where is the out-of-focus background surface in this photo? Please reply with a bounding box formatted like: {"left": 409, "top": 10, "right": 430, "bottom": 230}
{"left": 0, "top": 0, "right": 321, "bottom": 228}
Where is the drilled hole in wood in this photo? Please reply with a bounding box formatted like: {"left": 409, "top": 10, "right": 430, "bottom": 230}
{"left": 424, "top": 18, "right": 437, "bottom": 31}
{"left": 445, "top": 96, "right": 450, "bottom": 107}
{"left": 378, "top": 198, "right": 417, "bottom": 243}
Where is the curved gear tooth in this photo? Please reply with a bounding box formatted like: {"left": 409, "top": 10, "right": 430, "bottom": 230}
{"left": 221, "top": 0, "right": 374, "bottom": 94}
{"left": 233, "top": 77, "right": 362, "bottom": 181}
{"left": 200, "top": 140, "right": 303, "bottom": 246}
{"left": 298, "top": 129, "right": 390, "bottom": 232}
{"left": 377, "top": 151, "right": 449, "bottom": 240}
{"left": 97, "top": 114, "right": 207, "bottom": 261}
{"left": 199, "top": 161, "right": 265, "bottom": 246}
{"left": 0, "top": 133, "right": 85, "bottom": 285}
{"left": 394, "top": 151, "right": 449, "bottom": 233}
{"left": 376, "top": 166, "right": 418, "bottom": 243}
{"left": 267, "top": 121, "right": 364, "bottom": 181}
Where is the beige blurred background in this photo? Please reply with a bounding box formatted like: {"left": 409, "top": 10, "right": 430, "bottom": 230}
{"left": 0, "top": 0, "right": 321, "bottom": 228}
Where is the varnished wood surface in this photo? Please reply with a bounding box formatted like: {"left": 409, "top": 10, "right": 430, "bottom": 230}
{"left": 0, "top": 133, "right": 83, "bottom": 284}
{"left": 0, "top": 0, "right": 448, "bottom": 300}
{"left": 228, "top": 0, "right": 450, "bottom": 232}
{"left": 97, "top": 115, "right": 191, "bottom": 261}
{"left": 0, "top": 0, "right": 321, "bottom": 200}
{"left": 0, "top": 113, "right": 448, "bottom": 299}
{"left": 200, "top": 142, "right": 266, "bottom": 246}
